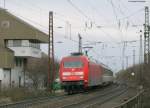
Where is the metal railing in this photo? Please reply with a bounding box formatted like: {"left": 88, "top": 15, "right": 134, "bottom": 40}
{"left": 113, "top": 90, "right": 144, "bottom": 108}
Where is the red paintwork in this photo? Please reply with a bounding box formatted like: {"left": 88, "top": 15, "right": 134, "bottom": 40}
{"left": 59, "top": 55, "right": 103, "bottom": 88}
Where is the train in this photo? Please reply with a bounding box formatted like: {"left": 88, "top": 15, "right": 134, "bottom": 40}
{"left": 59, "top": 53, "right": 113, "bottom": 94}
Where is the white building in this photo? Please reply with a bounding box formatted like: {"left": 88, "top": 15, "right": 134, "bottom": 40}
{"left": 0, "top": 8, "right": 48, "bottom": 89}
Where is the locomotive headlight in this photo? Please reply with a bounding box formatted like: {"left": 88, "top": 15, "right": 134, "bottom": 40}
{"left": 75, "top": 72, "right": 84, "bottom": 75}
{"left": 62, "top": 77, "right": 67, "bottom": 79}
{"left": 62, "top": 72, "right": 71, "bottom": 76}
{"left": 79, "top": 76, "right": 84, "bottom": 79}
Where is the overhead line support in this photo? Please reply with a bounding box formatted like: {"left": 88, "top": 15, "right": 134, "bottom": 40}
{"left": 144, "top": 6, "right": 150, "bottom": 64}
{"left": 78, "top": 33, "right": 82, "bottom": 53}
{"left": 48, "top": 11, "right": 55, "bottom": 92}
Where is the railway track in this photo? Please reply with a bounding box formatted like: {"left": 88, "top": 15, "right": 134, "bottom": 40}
{"left": 0, "top": 84, "right": 119, "bottom": 108}
{"left": 0, "top": 94, "right": 67, "bottom": 108}
{"left": 32, "top": 84, "right": 119, "bottom": 108}
{"left": 59, "top": 85, "right": 127, "bottom": 108}
{"left": 0, "top": 88, "right": 91, "bottom": 108}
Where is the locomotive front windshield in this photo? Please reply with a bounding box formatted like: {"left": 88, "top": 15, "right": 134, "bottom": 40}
{"left": 64, "top": 61, "right": 83, "bottom": 68}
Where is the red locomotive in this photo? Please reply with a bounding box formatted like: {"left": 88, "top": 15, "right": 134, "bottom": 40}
{"left": 59, "top": 53, "right": 113, "bottom": 94}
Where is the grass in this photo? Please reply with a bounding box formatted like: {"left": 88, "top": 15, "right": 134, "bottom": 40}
{"left": 0, "top": 87, "right": 52, "bottom": 103}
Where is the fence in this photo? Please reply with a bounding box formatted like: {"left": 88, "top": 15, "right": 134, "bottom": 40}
{"left": 113, "top": 90, "right": 144, "bottom": 108}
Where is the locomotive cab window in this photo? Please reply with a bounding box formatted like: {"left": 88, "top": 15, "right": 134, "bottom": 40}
{"left": 64, "top": 61, "right": 83, "bottom": 68}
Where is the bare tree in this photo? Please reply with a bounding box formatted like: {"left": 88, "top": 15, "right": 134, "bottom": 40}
{"left": 26, "top": 53, "right": 59, "bottom": 89}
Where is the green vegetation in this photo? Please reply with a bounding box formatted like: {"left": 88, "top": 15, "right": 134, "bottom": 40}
{"left": 52, "top": 81, "right": 62, "bottom": 91}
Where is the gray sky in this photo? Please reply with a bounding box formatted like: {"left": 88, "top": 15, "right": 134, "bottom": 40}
{"left": 1, "top": 0, "right": 150, "bottom": 72}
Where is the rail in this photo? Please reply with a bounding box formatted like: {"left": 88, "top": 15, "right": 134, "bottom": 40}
{"left": 113, "top": 90, "right": 144, "bottom": 108}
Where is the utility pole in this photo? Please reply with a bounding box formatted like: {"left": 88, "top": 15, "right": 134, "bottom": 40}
{"left": 48, "top": 11, "right": 55, "bottom": 92}
{"left": 122, "top": 40, "right": 137, "bottom": 70}
{"left": 144, "top": 6, "right": 150, "bottom": 64}
{"left": 122, "top": 41, "right": 126, "bottom": 70}
{"left": 133, "top": 49, "right": 136, "bottom": 66}
{"left": 82, "top": 46, "right": 93, "bottom": 56}
{"left": 4, "top": 0, "right": 5, "bottom": 9}
{"left": 69, "top": 23, "right": 71, "bottom": 39}
{"left": 65, "top": 22, "right": 71, "bottom": 39}
{"left": 78, "top": 33, "right": 82, "bottom": 53}
{"left": 139, "top": 30, "right": 143, "bottom": 64}
{"left": 139, "top": 30, "right": 143, "bottom": 85}
{"left": 132, "top": 49, "right": 136, "bottom": 81}
{"left": 126, "top": 56, "right": 129, "bottom": 69}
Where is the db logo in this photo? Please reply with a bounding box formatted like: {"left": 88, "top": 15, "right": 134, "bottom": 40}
{"left": 71, "top": 69, "right": 75, "bottom": 71}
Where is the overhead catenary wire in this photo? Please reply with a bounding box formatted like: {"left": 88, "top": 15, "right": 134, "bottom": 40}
{"left": 118, "top": 0, "right": 144, "bottom": 26}
{"left": 86, "top": 0, "right": 111, "bottom": 24}
{"left": 13, "top": 0, "right": 96, "bottom": 43}
{"left": 108, "top": 0, "right": 120, "bottom": 29}
{"left": 107, "top": 0, "right": 126, "bottom": 48}
{"left": 67, "top": 0, "right": 92, "bottom": 21}
{"left": 119, "top": 8, "right": 144, "bottom": 20}
{"left": 107, "top": 0, "right": 129, "bottom": 69}
{"left": 7, "top": 0, "right": 129, "bottom": 46}
{"left": 7, "top": 0, "right": 85, "bottom": 29}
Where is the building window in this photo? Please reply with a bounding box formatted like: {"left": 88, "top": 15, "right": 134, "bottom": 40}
{"left": 13, "top": 40, "right": 22, "bottom": 47}
{"left": 1, "top": 20, "right": 10, "bottom": 29}
{"left": 12, "top": 81, "right": 15, "bottom": 87}
{"left": 29, "top": 40, "right": 40, "bottom": 49}
{"left": 19, "top": 76, "right": 21, "bottom": 87}
{"left": 16, "top": 58, "right": 22, "bottom": 67}
{"left": 29, "top": 42, "right": 40, "bottom": 49}
{"left": 4, "top": 40, "right": 8, "bottom": 47}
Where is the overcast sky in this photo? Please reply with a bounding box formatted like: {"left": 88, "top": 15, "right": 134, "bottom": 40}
{"left": 1, "top": 0, "right": 150, "bottom": 72}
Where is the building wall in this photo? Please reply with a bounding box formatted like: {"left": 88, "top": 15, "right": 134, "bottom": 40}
{"left": 11, "top": 67, "right": 24, "bottom": 87}
{"left": 0, "top": 68, "right": 11, "bottom": 89}
{"left": 0, "top": 69, "right": 3, "bottom": 80}
{"left": 0, "top": 69, "right": 3, "bottom": 89}
{"left": 0, "top": 68, "right": 4, "bottom": 89}
{"left": 0, "top": 58, "right": 25, "bottom": 89}
{"left": 0, "top": 47, "right": 14, "bottom": 68}
{"left": 3, "top": 68, "right": 11, "bottom": 88}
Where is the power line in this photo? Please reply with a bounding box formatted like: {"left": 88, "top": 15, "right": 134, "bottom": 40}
{"left": 128, "top": 0, "right": 146, "bottom": 2}
{"left": 8, "top": 0, "right": 84, "bottom": 30}
{"left": 98, "top": 28, "right": 119, "bottom": 42}
{"left": 67, "top": 0, "right": 92, "bottom": 21}
{"left": 108, "top": 0, "right": 120, "bottom": 29}
{"left": 86, "top": 0, "right": 111, "bottom": 24}
{"left": 107, "top": 0, "right": 125, "bottom": 42}
{"left": 7, "top": 0, "right": 128, "bottom": 46}
{"left": 8, "top": 10, "right": 48, "bottom": 31}
{"left": 118, "top": 0, "right": 144, "bottom": 26}
{"left": 119, "top": 8, "right": 144, "bottom": 20}
{"left": 115, "top": 0, "right": 125, "bottom": 15}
